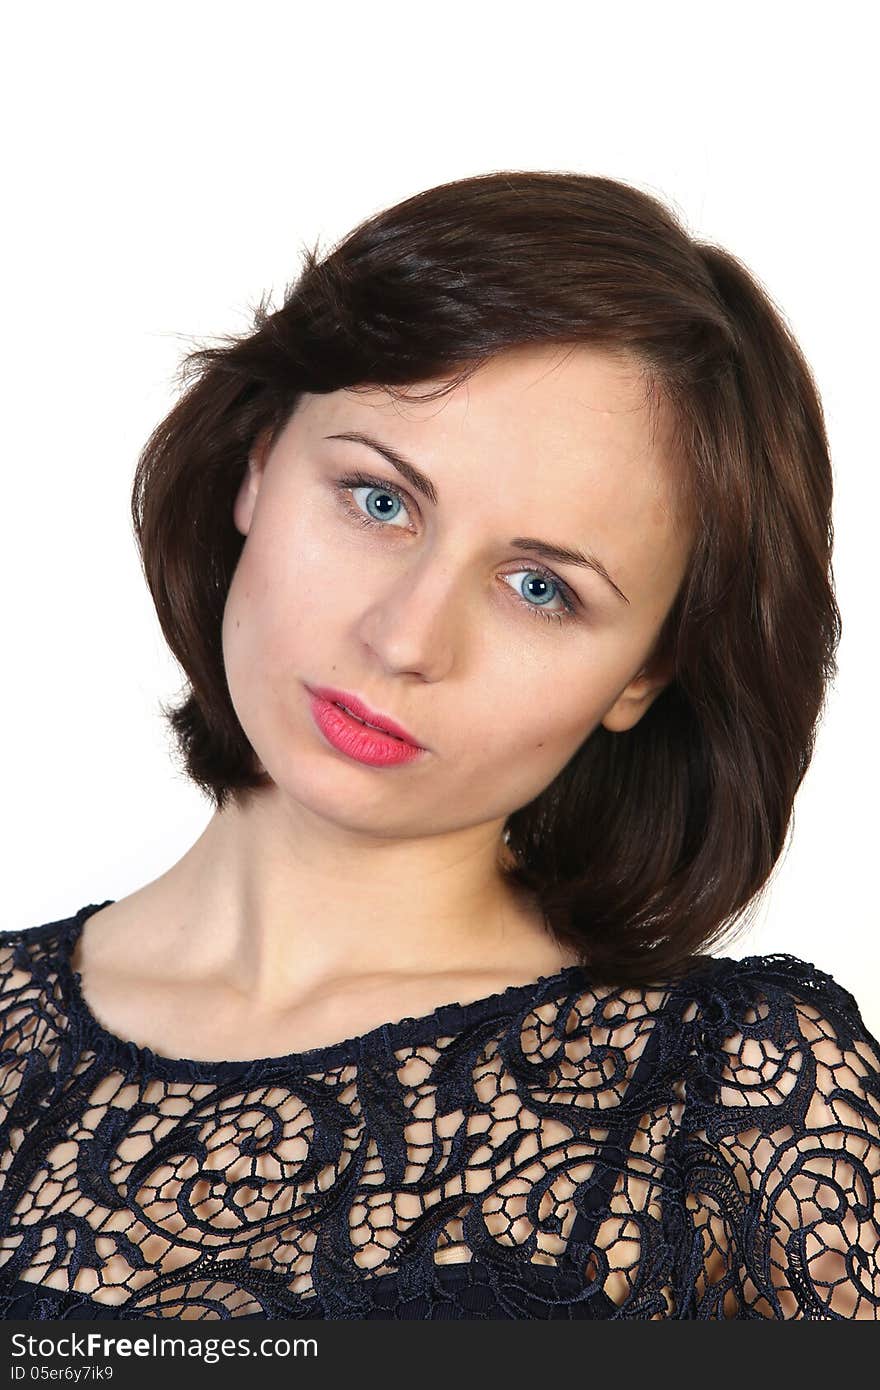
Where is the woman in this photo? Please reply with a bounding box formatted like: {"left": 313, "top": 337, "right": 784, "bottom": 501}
{"left": 1, "top": 170, "right": 877, "bottom": 1320}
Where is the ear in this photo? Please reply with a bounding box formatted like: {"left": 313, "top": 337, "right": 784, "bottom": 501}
{"left": 600, "top": 653, "right": 674, "bottom": 733}
{"left": 232, "top": 428, "right": 274, "bottom": 538}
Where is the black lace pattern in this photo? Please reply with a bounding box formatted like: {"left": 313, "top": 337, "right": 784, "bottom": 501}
{"left": 0, "top": 903, "right": 878, "bottom": 1319}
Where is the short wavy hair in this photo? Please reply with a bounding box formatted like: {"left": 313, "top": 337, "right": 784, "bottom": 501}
{"left": 130, "top": 170, "right": 841, "bottom": 987}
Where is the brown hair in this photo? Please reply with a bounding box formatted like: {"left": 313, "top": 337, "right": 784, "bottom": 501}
{"left": 130, "top": 170, "right": 840, "bottom": 986}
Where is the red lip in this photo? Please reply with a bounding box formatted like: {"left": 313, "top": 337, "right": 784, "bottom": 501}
{"left": 305, "top": 685, "right": 424, "bottom": 748}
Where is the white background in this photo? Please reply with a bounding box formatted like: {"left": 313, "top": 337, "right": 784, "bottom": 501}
{"left": 3, "top": 1, "right": 877, "bottom": 1035}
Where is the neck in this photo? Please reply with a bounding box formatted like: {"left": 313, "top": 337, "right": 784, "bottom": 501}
{"left": 126, "top": 785, "right": 568, "bottom": 1009}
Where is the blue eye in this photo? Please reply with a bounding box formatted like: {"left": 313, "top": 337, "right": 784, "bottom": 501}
{"left": 334, "top": 472, "right": 579, "bottom": 627}
{"left": 503, "top": 569, "right": 577, "bottom": 625}
{"left": 344, "top": 478, "right": 411, "bottom": 529}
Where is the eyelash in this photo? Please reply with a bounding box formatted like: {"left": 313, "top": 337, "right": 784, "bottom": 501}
{"left": 332, "top": 471, "right": 579, "bottom": 627}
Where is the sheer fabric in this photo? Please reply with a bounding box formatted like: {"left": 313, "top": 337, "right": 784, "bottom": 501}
{"left": 1, "top": 902, "right": 878, "bottom": 1320}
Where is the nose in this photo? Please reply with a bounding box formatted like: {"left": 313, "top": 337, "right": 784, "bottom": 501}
{"left": 355, "top": 550, "right": 463, "bottom": 681}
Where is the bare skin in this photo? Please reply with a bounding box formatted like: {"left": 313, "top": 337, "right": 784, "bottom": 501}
{"left": 73, "top": 343, "right": 694, "bottom": 1064}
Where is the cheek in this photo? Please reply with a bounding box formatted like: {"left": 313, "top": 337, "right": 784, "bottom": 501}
{"left": 475, "top": 679, "right": 603, "bottom": 770}
{"left": 221, "top": 556, "right": 265, "bottom": 714}
{"left": 229, "top": 518, "right": 336, "bottom": 655}
{"left": 448, "top": 687, "right": 600, "bottom": 823}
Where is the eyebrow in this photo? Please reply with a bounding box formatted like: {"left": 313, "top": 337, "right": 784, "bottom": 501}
{"left": 324, "top": 431, "right": 630, "bottom": 605}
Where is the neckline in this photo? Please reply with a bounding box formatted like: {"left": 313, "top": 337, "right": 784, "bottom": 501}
{"left": 56, "top": 901, "right": 593, "bottom": 1082}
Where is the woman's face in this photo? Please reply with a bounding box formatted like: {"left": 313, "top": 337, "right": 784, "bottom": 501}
{"left": 223, "top": 344, "right": 693, "bottom": 845}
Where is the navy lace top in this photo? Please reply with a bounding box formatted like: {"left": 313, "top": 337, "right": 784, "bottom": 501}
{"left": 1, "top": 901, "right": 878, "bottom": 1321}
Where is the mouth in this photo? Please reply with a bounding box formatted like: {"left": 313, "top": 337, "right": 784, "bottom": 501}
{"left": 305, "top": 685, "right": 423, "bottom": 748}
{"left": 334, "top": 701, "right": 396, "bottom": 735}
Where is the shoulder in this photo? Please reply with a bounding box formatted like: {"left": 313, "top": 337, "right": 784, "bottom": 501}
{"left": 667, "top": 951, "right": 880, "bottom": 1318}
{"left": 671, "top": 948, "right": 879, "bottom": 1065}
{"left": 0, "top": 904, "right": 103, "bottom": 1045}
{"left": 521, "top": 951, "right": 879, "bottom": 1109}
{"left": 0, "top": 905, "right": 87, "bottom": 982}
{"left": 680, "top": 947, "right": 869, "bottom": 1010}
{"left": 0, "top": 904, "right": 114, "bottom": 1120}
{"left": 560, "top": 950, "right": 879, "bottom": 1090}
{"left": 667, "top": 949, "right": 880, "bottom": 1115}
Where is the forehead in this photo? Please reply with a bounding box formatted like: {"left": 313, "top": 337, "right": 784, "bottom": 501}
{"left": 302, "top": 344, "right": 670, "bottom": 478}
{"left": 335, "top": 341, "right": 655, "bottom": 417}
